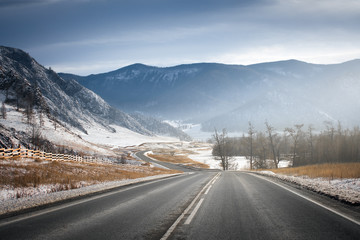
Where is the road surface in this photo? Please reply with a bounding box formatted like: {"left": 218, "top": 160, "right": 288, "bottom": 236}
{"left": 169, "top": 172, "right": 360, "bottom": 240}
{"left": 0, "top": 153, "right": 359, "bottom": 239}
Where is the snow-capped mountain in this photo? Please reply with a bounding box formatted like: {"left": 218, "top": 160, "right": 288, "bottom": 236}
{"left": 60, "top": 59, "right": 360, "bottom": 131}
{"left": 0, "top": 46, "right": 190, "bottom": 148}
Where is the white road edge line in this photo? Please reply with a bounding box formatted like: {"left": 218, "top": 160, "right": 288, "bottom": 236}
{"left": 160, "top": 172, "right": 220, "bottom": 240}
{"left": 184, "top": 198, "right": 204, "bottom": 225}
{"left": 251, "top": 173, "right": 360, "bottom": 226}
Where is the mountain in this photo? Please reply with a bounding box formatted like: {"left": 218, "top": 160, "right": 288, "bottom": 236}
{"left": 129, "top": 112, "right": 191, "bottom": 141}
{"left": 0, "top": 46, "right": 190, "bottom": 148}
{"left": 60, "top": 59, "right": 360, "bottom": 131}
{"left": 60, "top": 63, "right": 253, "bottom": 121}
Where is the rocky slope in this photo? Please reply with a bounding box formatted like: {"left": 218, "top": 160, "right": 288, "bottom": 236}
{"left": 0, "top": 46, "right": 190, "bottom": 148}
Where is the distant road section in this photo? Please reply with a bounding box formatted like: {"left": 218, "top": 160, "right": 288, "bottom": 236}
{"left": 135, "top": 150, "right": 218, "bottom": 172}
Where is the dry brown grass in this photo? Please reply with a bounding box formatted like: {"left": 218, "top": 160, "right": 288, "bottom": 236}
{"left": 148, "top": 154, "right": 209, "bottom": 169}
{"left": 0, "top": 158, "right": 180, "bottom": 190}
{"left": 270, "top": 163, "right": 360, "bottom": 179}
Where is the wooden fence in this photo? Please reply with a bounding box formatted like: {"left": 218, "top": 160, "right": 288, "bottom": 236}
{"left": 0, "top": 148, "right": 114, "bottom": 165}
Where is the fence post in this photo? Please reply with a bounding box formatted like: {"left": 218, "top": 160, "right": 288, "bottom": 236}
{"left": 0, "top": 148, "right": 112, "bottom": 165}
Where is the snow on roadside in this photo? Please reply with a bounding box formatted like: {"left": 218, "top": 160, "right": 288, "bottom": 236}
{"left": 187, "top": 147, "right": 221, "bottom": 169}
{"left": 257, "top": 171, "right": 360, "bottom": 204}
{"left": 0, "top": 173, "right": 182, "bottom": 215}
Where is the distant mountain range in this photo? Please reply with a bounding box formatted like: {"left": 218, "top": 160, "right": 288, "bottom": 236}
{"left": 0, "top": 46, "right": 190, "bottom": 149}
{"left": 60, "top": 59, "right": 360, "bottom": 131}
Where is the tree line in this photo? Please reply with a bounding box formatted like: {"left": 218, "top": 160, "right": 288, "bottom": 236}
{"left": 212, "top": 121, "right": 360, "bottom": 170}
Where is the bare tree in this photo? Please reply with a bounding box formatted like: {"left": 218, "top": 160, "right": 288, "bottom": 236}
{"left": 307, "top": 125, "right": 314, "bottom": 163}
{"left": 248, "top": 121, "right": 255, "bottom": 170}
{"left": 30, "top": 124, "right": 42, "bottom": 149}
{"left": 265, "top": 121, "right": 278, "bottom": 168}
{"left": 254, "top": 132, "right": 268, "bottom": 169}
{"left": 212, "top": 128, "right": 232, "bottom": 170}
{"left": 24, "top": 104, "right": 34, "bottom": 125}
{"left": 285, "top": 124, "right": 304, "bottom": 166}
{"left": 51, "top": 111, "right": 58, "bottom": 130}
{"left": 38, "top": 106, "right": 44, "bottom": 127}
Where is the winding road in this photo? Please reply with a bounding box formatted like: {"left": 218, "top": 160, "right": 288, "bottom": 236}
{"left": 0, "top": 152, "right": 359, "bottom": 239}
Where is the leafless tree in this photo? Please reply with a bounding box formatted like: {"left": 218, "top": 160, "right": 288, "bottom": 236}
{"left": 285, "top": 124, "right": 304, "bottom": 166}
{"left": 51, "top": 111, "right": 58, "bottom": 130}
{"left": 307, "top": 125, "right": 314, "bottom": 163}
{"left": 248, "top": 121, "right": 255, "bottom": 170}
{"left": 254, "top": 132, "right": 268, "bottom": 169}
{"left": 212, "top": 128, "right": 232, "bottom": 170}
{"left": 30, "top": 124, "right": 42, "bottom": 149}
{"left": 265, "top": 121, "right": 278, "bottom": 168}
{"left": 24, "top": 104, "right": 34, "bottom": 125}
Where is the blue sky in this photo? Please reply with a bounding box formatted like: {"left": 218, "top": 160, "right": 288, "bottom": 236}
{"left": 1, "top": 0, "right": 359, "bottom": 75}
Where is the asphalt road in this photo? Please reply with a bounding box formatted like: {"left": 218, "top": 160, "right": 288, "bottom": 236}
{"left": 135, "top": 151, "right": 215, "bottom": 172}
{"left": 170, "top": 172, "right": 360, "bottom": 240}
{"left": 0, "top": 153, "right": 359, "bottom": 240}
{"left": 0, "top": 171, "right": 215, "bottom": 240}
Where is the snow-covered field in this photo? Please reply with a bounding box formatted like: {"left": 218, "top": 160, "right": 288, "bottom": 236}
{"left": 257, "top": 171, "right": 360, "bottom": 204}
{"left": 140, "top": 141, "right": 251, "bottom": 170}
{"left": 140, "top": 141, "right": 289, "bottom": 171}
{"left": 78, "top": 123, "right": 179, "bottom": 148}
{"left": 187, "top": 147, "right": 250, "bottom": 170}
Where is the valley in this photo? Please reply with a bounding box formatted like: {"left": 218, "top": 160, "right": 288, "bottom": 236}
{"left": 1, "top": 1, "right": 360, "bottom": 238}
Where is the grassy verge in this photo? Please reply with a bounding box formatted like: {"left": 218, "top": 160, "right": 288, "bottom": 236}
{"left": 269, "top": 162, "right": 360, "bottom": 179}
{"left": 0, "top": 157, "right": 181, "bottom": 191}
{"left": 148, "top": 154, "right": 209, "bottom": 169}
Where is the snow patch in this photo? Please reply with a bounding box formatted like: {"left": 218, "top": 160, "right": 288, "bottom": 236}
{"left": 258, "top": 171, "right": 360, "bottom": 204}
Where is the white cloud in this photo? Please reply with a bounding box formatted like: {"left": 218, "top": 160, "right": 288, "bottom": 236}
{"left": 275, "top": 0, "right": 360, "bottom": 12}
{"left": 213, "top": 45, "right": 360, "bottom": 66}
{"left": 17, "top": 0, "right": 360, "bottom": 75}
{"left": 50, "top": 60, "right": 128, "bottom": 75}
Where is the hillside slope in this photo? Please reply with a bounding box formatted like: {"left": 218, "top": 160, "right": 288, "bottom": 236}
{"left": 0, "top": 46, "right": 190, "bottom": 149}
